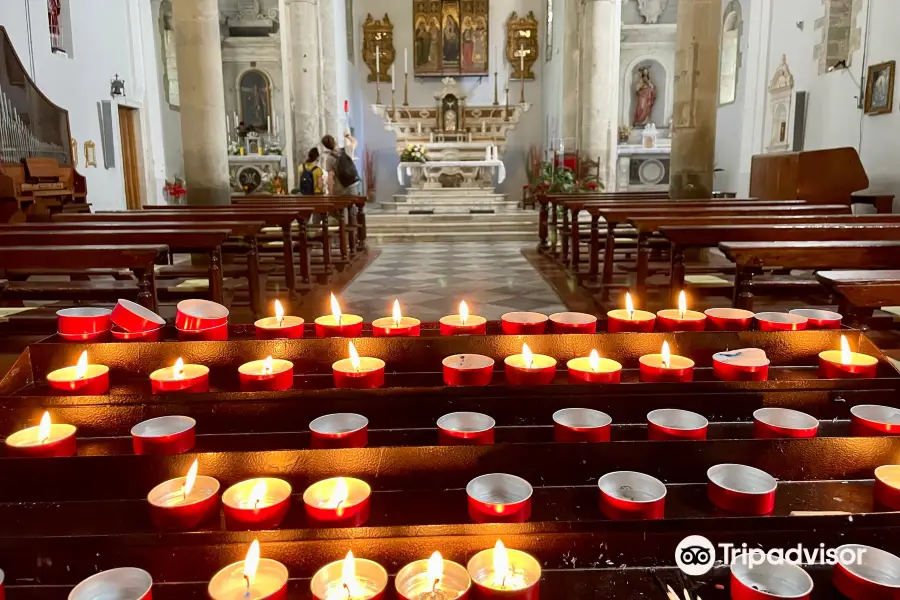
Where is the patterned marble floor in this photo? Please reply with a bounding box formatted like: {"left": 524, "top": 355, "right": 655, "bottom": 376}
{"left": 341, "top": 242, "right": 568, "bottom": 321}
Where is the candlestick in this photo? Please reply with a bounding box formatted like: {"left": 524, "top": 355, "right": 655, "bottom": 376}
{"left": 607, "top": 293, "right": 656, "bottom": 333}
{"left": 598, "top": 471, "right": 667, "bottom": 520}
{"left": 239, "top": 356, "right": 294, "bottom": 392}
{"left": 255, "top": 299, "right": 304, "bottom": 339}
{"left": 442, "top": 354, "right": 495, "bottom": 386}
{"left": 566, "top": 349, "right": 622, "bottom": 384}
{"left": 310, "top": 551, "right": 388, "bottom": 600}
{"left": 466, "top": 541, "right": 540, "bottom": 599}
{"left": 5, "top": 411, "right": 76, "bottom": 458}
{"left": 493, "top": 69, "right": 499, "bottom": 106}
{"left": 396, "top": 552, "right": 471, "bottom": 600}
{"left": 69, "top": 569, "right": 153, "bottom": 600}
{"left": 440, "top": 300, "right": 487, "bottom": 335}
{"left": 707, "top": 463, "right": 777, "bottom": 515}
{"left": 438, "top": 411, "right": 496, "bottom": 445}
{"left": 504, "top": 86, "right": 509, "bottom": 121}
{"left": 404, "top": 72, "right": 409, "bottom": 106}
{"left": 147, "top": 460, "right": 220, "bottom": 530}
{"left": 504, "top": 343, "right": 557, "bottom": 386}
{"left": 819, "top": 335, "right": 878, "bottom": 378}
{"left": 332, "top": 341, "right": 386, "bottom": 389}
{"left": 208, "top": 541, "right": 288, "bottom": 600}
{"left": 656, "top": 290, "right": 706, "bottom": 332}
{"left": 519, "top": 48, "right": 526, "bottom": 105}
{"left": 316, "top": 293, "right": 364, "bottom": 337}
{"left": 372, "top": 300, "right": 421, "bottom": 336}
{"left": 375, "top": 45, "right": 382, "bottom": 105}
{"left": 713, "top": 348, "right": 770, "bottom": 382}
{"left": 303, "top": 477, "right": 371, "bottom": 528}
{"left": 391, "top": 86, "right": 397, "bottom": 122}
{"left": 404, "top": 47, "right": 408, "bottom": 74}
{"left": 467, "top": 474, "right": 533, "bottom": 523}
{"left": 150, "top": 358, "right": 209, "bottom": 394}
{"left": 131, "top": 415, "right": 196, "bottom": 455}
{"left": 639, "top": 341, "right": 695, "bottom": 383}
{"left": 552, "top": 408, "right": 612, "bottom": 443}
{"left": 46, "top": 350, "right": 109, "bottom": 395}
{"left": 222, "top": 477, "right": 292, "bottom": 529}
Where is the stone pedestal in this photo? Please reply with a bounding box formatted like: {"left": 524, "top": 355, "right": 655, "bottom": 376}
{"left": 670, "top": 0, "right": 721, "bottom": 199}
{"left": 172, "top": 0, "right": 231, "bottom": 205}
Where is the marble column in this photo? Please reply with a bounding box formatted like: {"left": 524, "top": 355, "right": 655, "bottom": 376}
{"left": 579, "top": 0, "right": 621, "bottom": 191}
{"left": 669, "top": 0, "right": 721, "bottom": 199}
{"left": 172, "top": 0, "right": 230, "bottom": 205}
{"left": 283, "top": 0, "right": 324, "bottom": 169}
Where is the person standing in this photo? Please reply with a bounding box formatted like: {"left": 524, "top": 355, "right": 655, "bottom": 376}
{"left": 298, "top": 148, "right": 324, "bottom": 195}
{"left": 322, "top": 132, "right": 361, "bottom": 196}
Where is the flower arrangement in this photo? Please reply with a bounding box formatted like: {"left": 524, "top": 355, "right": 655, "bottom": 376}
{"left": 265, "top": 143, "right": 283, "bottom": 156}
{"left": 400, "top": 144, "right": 427, "bottom": 163}
{"left": 228, "top": 140, "right": 243, "bottom": 156}
{"left": 260, "top": 171, "right": 287, "bottom": 195}
{"left": 163, "top": 177, "right": 186, "bottom": 203}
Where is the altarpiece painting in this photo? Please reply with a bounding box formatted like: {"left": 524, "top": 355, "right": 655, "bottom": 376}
{"left": 414, "top": 0, "right": 490, "bottom": 77}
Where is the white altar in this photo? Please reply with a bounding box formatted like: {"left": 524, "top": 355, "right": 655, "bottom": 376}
{"left": 616, "top": 144, "right": 671, "bottom": 192}
{"left": 397, "top": 160, "right": 507, "bottom": 189}
{"left": 228, "top": 154, "right": 288, "bottom": 194}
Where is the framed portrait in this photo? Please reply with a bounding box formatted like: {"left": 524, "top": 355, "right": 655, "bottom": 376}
{"left": 864, "top": 60, "right": 895, "bottom": 116}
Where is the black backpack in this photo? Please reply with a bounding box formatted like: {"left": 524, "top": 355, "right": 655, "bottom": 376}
{"left": 334, "top": 149, "right": 360, "bottom": 188}
{"left": 299, "top": 164, "right": 316, "bottom": 195}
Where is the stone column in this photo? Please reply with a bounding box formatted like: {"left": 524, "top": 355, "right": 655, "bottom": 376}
{"left": 172, "top": 0, "right": 230, "bottom": 205}
{"left": 283, "top": 0, "right": 324, "bottom": 166}
{"left": 670, "top": 0, "right": 722, "bottom": 199}
{"left": 579, "top": 0, "right": 621, "bottom": 191}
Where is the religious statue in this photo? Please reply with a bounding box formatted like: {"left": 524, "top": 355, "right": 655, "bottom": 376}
{"left": 633, "top": 66, "right": 657, "bottom": 127}
{"left": 635, "top": 0, "right": 669, "bottom": 24}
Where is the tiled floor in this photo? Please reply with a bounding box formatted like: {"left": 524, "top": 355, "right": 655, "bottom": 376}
{"left": 341, "top": 242, "right": 568, "bottom": 321}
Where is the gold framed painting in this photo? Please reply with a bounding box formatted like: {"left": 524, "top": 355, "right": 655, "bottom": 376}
{"left": 864, "top": 60, "right": 895, "bottom": 116}
{"left": 413, "top": 0, "right": 489, "bottom": 77}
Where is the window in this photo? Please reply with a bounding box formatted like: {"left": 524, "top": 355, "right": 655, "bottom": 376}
{"left": 48, "top": 0, "right": 74, "bottom": 56}
{"left": 718, "top": 0, "right": 742, "bottom": 105}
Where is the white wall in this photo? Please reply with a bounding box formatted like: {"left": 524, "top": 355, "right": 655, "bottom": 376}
{"left": 714, "top": 0, "right": 749, "bottom": 193}
{"left": 0, "top": 0, "right": 168, "bottom": 209}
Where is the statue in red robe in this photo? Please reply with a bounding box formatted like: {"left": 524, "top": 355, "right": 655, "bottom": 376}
{"left": 633, "top": 66, "right": 657, "bottom": 127}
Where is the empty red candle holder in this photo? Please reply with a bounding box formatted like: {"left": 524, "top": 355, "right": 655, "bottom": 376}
{"left": 57, "top": 307, "right": 111, "bottom": 336}
{"left": 69, "top": 568, "right": 152, "bottom": 600}
{"left": 790, "top": 308, "right": 842, "bottom": 330}
{"left": 874, "top": 465, "right": 900, "bottom": 510}
{"left": 731, "top": 554, "right": 813, "bottom": 600}
{"left": 598, "top": 471, "right": 667, "bottom": 520}
{"left": 553, "top": 408, "right": 611, "bottom": 443}
{"left": 177, "top": 322, "right": 228, "bottom": 341}
{"left": 850, "top": 405, "right": 900, "bottom": 436}
{"left": 222, "top": 478, "right": 292, "bottom": 529}
{"left": 753, "top": 408, "right": 818, "bottom": 439}
{"left": 111, "top": 299, "right": 165, "bottom": 333}
{"left": 754, "top": 312, "right": 807, "bottom": 332}
{"left": 111, "top": 325, "right": 163, "bottom": 342}
{"left": 147, "top": 473, "right": 220, "bottom": 530}
{"left": 647, "top": 409, "right": 708, "bottom": 441}
{"left": 309, "top": 413, "right": 368, "bottom": 449}
{"left": 58, "top": 330, "right": 109, "bottom": 342}
{"left": 303, "top": 477, "right": 371, "bottom": 527}
{"left": 712, "top": 349, "right": 770, "bottom": 382}
{"left": 467, "top": 473, "right": 533, "bottom": 523}
{"left": 704, "top": 307, "right": 755, "bottom": 331}
{"left": 832, "top": 544, "right": 900, "bottom": 600}
{"left": 443, "top": 354, "right": 495, "bottom": 386}
{"left": 131, "top": 416, "right": 196, "bottom": 455}
{"left": 549, "top": 312, "right": 597, "bottom": 334}
{"left": 438, "top": 412, "right": 496, "bottom": 445}
{"left": 707, "top": 463, "right": 777, "bottom": 516}
{"left": 175, "top": 299, "right": 228, "bottom": 331}
{"left": 501, "top": 312, "right": 548, "bottom": 335}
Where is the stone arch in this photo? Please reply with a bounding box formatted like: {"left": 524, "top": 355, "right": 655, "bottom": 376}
{"left": 621, "top": 56, "right": 668, "bottom": 129}
{"left": 236, "top": 69, "right": 272, "bottom": 132}
{"left": 719, "top": 0, "right": 743, "bottom": 105}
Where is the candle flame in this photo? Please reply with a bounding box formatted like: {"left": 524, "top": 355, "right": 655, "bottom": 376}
{"left": 274, "top": 299, "right": 284, "bottom": 327}
{"left": 841, "top": 335, "right": 852, "bottom": 365}
{"left": 330, "top": 293, "right": 342, "bottom": 325}
{"left": 492, "top": 541, "right": 510, "bottom": 588}
{"left": 460, "top": 301, "right": 470, "bottom": 326}
{"left": 661, "top": 341, "right": 671, "bottom": 369}
{"left": 426, "top": 551, "right": 444, "bottom": 588}
{"left": 625, "top": 293, "right": 634, "bottom": 320}
{"left": 263, "top": 356, "right": 274, "bottom": 375}
{"left": 392, "top": 299, "right": 402, "bottom": 328}
{"left": 522, "top": 343, "right": 534, "bottom": 369}
{"left": 589, "top": 349, "right": 600, "bottom": 372}
{"left": 249, "top": 480, "right": 267, "bottom": 508}
{"left": 348, "top": 342, "right": 361, "bottom": 371}
{"left": 330, "top": 477, "right": 349, "bottom": 509}
{"left": 184, "top": 459, "right": 199, "bottom": 497}
{"left": 75, "top": 350, "right": 88, "bottom": 380}
{"left": 243, "top": 540, "right": 260, "bottom": 585}
{"left": 678, "top": 290, "right": 687, "bottom": 319}
{"left": 173, "top": 357, "right": 185, "bottom": 380}
{"left": 38, "top": 411, "right": 51, "bottom": 444}
{"left": 341, "top": 551, "right": 362, "bottom": 596}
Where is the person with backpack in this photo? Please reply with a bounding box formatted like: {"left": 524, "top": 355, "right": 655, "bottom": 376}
{"left": 298, "top": 148, "right": 324, "bottom": 195}
{"left": 322, "top": 132, "right": 361, "bottom": 196}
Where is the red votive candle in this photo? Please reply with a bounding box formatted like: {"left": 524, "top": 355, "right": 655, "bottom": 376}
{"left": 46, "top": 350, "right": 109, "bottom": 394}
{"left": 332, "top": 342, "right": 386, "bottom": 389}
{"left": 647, "top": 408, "right": 708, "bottom": 441}
{"left": 222, "top": 477, "right": 292, "bottom": 529}
{"left": 311, "top": 551, "right": 388, "bottom": 600}
{"left": 239, "top": 356, "right": 294, "bottom": 392}
{"left": 438, "top": 412, "right": 496, "bottom": 445}
{"left": 315, "top": 293, "right": 364, "bottom": 337}
{"left": 396, "top": 552, "right": 471, "bottom": 600}
{"left": 553, "top": 408, "right": 612, "bottom": 443}
{"left": 69, "top": 568, "right": 152, "bottom": 600}
{"left": 656, "top": 290, "right": 706, "bottom": 332}
{"left": 549, "top": 311, "right": 598, "bottom": 334}
{"left": 504, "top": 343, "right": 557, "bottom": 385}
{"left": 818, "top": 335, "right": 878, "bottom": 379}
{"left": 567, "top": 349, "right": 621, "bottom": 383}
{"left": 639, "top": 342, "right": 694, "bottom": 383}
{"left": 790, "top": 308, "right": 843, "bottom": 330}
{"left": 131, "top": 415, "right": 196, "bottom": 455}
{"left": 150, "top": 358, "right": 209, "bottom": 393}
{"left": 707, "top": 463, "right": 777, "bottom": 516}
{"left": 712, "top": 348, "right": 770, "bottom": 382}
{"left": 731, "top": 553, "right": 813, "bottom": 600}
{"left": 501, "top": 312, "right": 548, "bottom": 335}
{"left": 147, "top": 460, "right": 219, "bottom": 530}
{"left": 440, "top": 300, "right": 487, "bottom": 335}
{"left": 754, "top": 312, "right": 808, "bottom": 332}
{"left": 832, "top": 544, "right": 900, "bottom": 600}
{"left": 467, "top": 473, "right": 533, "bottom": 524}
{"left": 598, "top": 471, "right": 667, "bottom": 520}
{"left": 255, "top": 299, "right": 304, "bottom": 339}
{"left": 209, "top": 541, "right": 288, "bottom": 600}
{"left": 467, "top": 541, "right": 540, "bottom": 600}
{"left": 372, "top": 300, "right": 421, "bottom": 336}
{"left": 303, "top": 477, "right": 371, "bottom": 527}
{"left": 704, "top": 307, "right": 755, "bottom": 331}
{"left": 753, "top": 408, "right": 819, "bottom": 439}
{"left": 309, "top": 413, "right": 369, "bottom": 449}
{"left": 874, "top": 465, "right": 900, "bottom": 510}
{"left": 850, "top": 405, "right": 900, "bottom": 436}
{"left": 607, "top": 292, "right": 655, "bottom": 333}
{"left": 443, "top": 354, "right": 495, "bottom": 386}
{"left": 5, "top": 411, "right": 76, "bottom": 458}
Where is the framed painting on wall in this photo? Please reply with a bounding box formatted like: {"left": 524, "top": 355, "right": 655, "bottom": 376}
{"left": 864, "top": 60, "right": 895, "bottom": 116}
{"left": 413, "top": 0, "right": 489, "bottom": 77}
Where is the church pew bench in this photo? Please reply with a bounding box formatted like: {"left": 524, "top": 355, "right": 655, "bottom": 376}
{"left": 0, "top": 244, "right": 167, "bottom": 311}
{"left": 816, "top": 270, "right": 900, "bottom": 326}
{"left": 719, "top": 240, "right": 900, "bottom": 310}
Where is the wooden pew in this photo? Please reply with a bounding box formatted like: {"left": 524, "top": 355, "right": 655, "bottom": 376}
{"left": 659, "top": 222, "right": 900, "bottom": 306}
{"left": 816, "top": 270, "right": 900, "bottom": 325}
{"left": 0, "top": 245, "right": 167, "bottom": 310}
{"left": 719, "top": 241, "right": 900, "bottom": 310}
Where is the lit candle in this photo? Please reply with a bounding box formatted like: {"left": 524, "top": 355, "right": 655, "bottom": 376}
{"left": 818, "top": 335, "right": 878, "bottom": 379}
{"left": 712, "top": 348, "right": 770, "bottom": 382}
{"left": 504, "top": 343, "right": 557, "bottom": 386}
{"left": 46, "top": 350, "right": 109, "bottom": 395}
{"left": 222, "top": 478, "right": 292, "bottom": 530}
{"left": 396, "top": 551, "right": 471, "bottom": 600}
{"left": 442, "top": 354, "right": 495, "bottom": 386}
{"left": 566, "top": 349, "right": 622, "bottom": 384}
{"left": 440, "top": 301, "right": 487, "bottom": 335}
{"left": 315, "top": 293, "right": 364, "bottom": 338}
{"left": 500, "top": 311, "right": 548, "bottom": 335}
{"left": 208, "top": 540, "right": 289, "bottom": 600}
{"left": 332, "top": 342, "right": 386, "bottom": 389}
{"left": 607, "top": 293, "right": 656, "bottom": 333}
{"left": 372, "top": 300, "right": 421, "bottom": 337}
{"left": 5, "top": 411, "right": 76, "bottom": 458}
{"left": 466, "top": 541, "right": 540, "bottom": 599}
{"left": 639, "top": 341, "right": 695, "bottom": 383}
{"left": 404, "top": 48, "right": 408, "bottom": 74}
{"left": 255, "top": 300, "right": 305, "bottom": 339}
{"left": 310, "top": 551, "right": 388, "bottom": 600}
{"left": 303, "top": 477, "right": 371, "bottom": 528}
{"left": 655, "top": 291, "right": 706, "bottom": 332}
{"left": 147, "top": 459, "right": 220, "bottom": 530}
{"left": 238, "top": 356, "right": 295, "bottom": 392}
{"left": 149, "top": 357, "right": 209, "bottom": 394}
